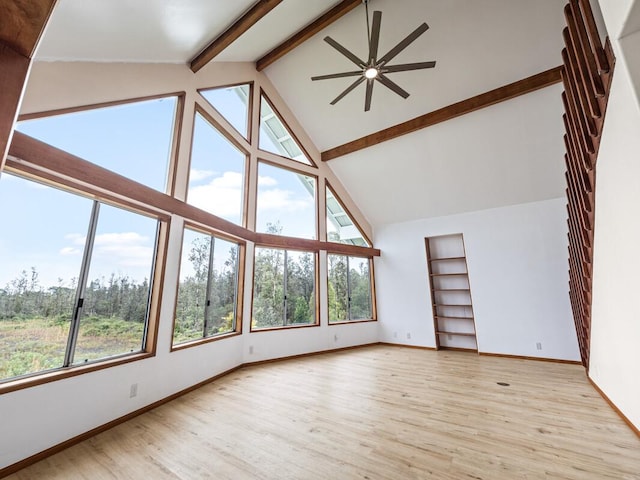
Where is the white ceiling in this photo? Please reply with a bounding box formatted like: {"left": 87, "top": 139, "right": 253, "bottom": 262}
{"left": 33, "top": 0, "right": 569, "bottom": 229}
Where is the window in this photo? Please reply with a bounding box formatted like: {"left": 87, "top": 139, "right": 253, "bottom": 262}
{"left": 173, "top": 227, "right": 242, "bottom": 346}
{"left": 326, "top": 184, "right": 370, "bottom": 246}
{"left": 187, "top": 111, "right": 247, "bottom": 225}
{"left": 328, "top": 255, "right": 374, "bottom": 323}
{"left": 16, "top": 96, "right": 178, "bottom": 192}
{"left": 259, "top": 94, "right": 313, "bottom": 166}
{"left": 256, "top": 161, "right": 317, "bottom": 239}
{"left": 199, "top": 83, "right": 251, "bottom": 140}
{"left": 0, "top": 173, "right": 161, "bottom": 381}
{"left": 252, "top": 247, "right": 317, "bottom": 329}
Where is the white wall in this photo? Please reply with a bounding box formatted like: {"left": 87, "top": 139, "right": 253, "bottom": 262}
{"left": 588, "top": 0, "right": 640, "bottom": 430}
{"left": 375, "top": 198, "right": 580, "bottom": 361}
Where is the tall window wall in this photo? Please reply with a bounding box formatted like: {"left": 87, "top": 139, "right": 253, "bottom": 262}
{"left": 1, "top": 80, "right": 376, "bottom": 390}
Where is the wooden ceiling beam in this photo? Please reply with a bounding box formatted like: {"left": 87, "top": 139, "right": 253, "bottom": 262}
{"left": 256, "top": 0, "right": 362, "bottom": 72}
{"left": 190, "top": 0, "right": 283, "bottom": 73}
{"left": 321, "top": 66, "right": 563, "bottom": 161}
{"left": 0, "top": 0, "right": 58, "bottom": 171}
{"left": 0, "top": 0, "right": 58, "bottom": 57}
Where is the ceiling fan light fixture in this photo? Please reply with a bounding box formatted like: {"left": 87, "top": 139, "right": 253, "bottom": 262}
{"left": 364, "top": 67, "right": 379, "bottom": 79}
{"left": 311, "top": 2, "right": 436, "bottom": 112}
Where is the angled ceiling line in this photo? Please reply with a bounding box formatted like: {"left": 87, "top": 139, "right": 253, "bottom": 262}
{"left": 256, "top": 0, "right": 362, "bottom": 72}
{"left": 190, "top": 0, "right": 283, "bottom": 73}
{"left": 321, "top": 66, "right": 563, "bottom": 161}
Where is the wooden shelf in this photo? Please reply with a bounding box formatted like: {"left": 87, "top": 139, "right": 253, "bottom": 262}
{"left": 435, "top": 315, "right": 474, "bottom": 321}
{"left": 436, "top": 331, "right": 476, "bottom": 337}
{"left": 425, "top": 234, "right": 477, "bottom": 352}
{"left": 430, "top": 273, "right": 467, "bottom": 277}
{"left": 428, "top": 256, "right": 466, "bottom": 262}
{"left": 434, "top": 303, "right": 472, "bottom": 307}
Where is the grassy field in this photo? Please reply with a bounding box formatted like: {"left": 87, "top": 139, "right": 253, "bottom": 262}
{"left": 0, "top": 316, "right": 144, "bottom": 380}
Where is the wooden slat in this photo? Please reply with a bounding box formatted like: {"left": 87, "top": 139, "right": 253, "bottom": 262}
{"left": 256, "top": 0, "right": 361, "bottom": 71}
{"left": 565, "top": 12, "right": 602, "bottom": 118}
{"left": 577, "top": 0, "right": 610, "bottom": 73}
{"left": 190, "top": 0, "right": 283, "bottom": 73}
{"left": 321, "top": 66, "right": 563, "bottom": 161}
{"left": 7, "top": 132, "right": 381, "bottom": 258}
{"left": 0, "top": 0, "right": 58, "bottom": 57}
{"left": 569, "top": 0, "right": 604, "bottom": 97}
{"left": 560, "top": 1, "right": 615, "bottom": 369}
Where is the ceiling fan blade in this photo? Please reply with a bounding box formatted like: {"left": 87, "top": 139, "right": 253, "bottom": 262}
{"left": 383, "top": 61, "right": 436, "bottom": 73}
{"left": 311, "top": 71, "right": 363, "bottom": 81}
{"left": 330, "top": 76, "right": 366, "bottom": 105}
{"left": 376, "top": 74, "right": 410, "bottom": 99}
{"left": 369, "top": 11, "right": 382, "bottom": 62}
{"left": 377, "top": 23, "right": 429, "bottom": 65}
{"left": 324, "top": 36, "right": 366, "bottom": 68}
{"left": 364, "top": 78, "right": 374, "bottom": 112}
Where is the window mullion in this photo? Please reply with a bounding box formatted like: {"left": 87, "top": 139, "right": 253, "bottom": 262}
{"left": 203, "top": 236, "right": 216, "bottom": 337}
{"left": 346, "top": 256, "right": 352, "bottom": 321}
{"left": 283, "top": 249, "right": 288, "bottom": 326}
{"left": 64, "top": 200, "right": 100, "bottom": 367}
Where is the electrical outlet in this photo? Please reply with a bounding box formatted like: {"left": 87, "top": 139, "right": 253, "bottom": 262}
{"left": 536, "top": 342, "right": 542, "bottom": 351}
{"left": 129, "top": 383, "right": 138, "bottom": 398}
{"left": 249, "top": 345, "right": 254, "bottom": 354}
{"left": 406, "top": 332, "right": 411, "bottom": 340}
{"left": 393, "top": 331, "right": 398, "bottom": 338}
{"left": 334, "top": 334, "right": 338, "bottom": 342}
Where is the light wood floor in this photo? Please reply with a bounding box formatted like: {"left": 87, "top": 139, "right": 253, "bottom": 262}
{"left": 6, "top": 345, "right": 640, "bottom": 479}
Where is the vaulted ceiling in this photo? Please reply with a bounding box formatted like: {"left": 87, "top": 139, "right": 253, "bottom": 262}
{"left": 32, "top": 0, "right": 569, "bottom": 228}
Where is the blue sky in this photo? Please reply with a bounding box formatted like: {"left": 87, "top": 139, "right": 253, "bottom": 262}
{"left": 1, "top": 88, "right": 317, "bottom": 289}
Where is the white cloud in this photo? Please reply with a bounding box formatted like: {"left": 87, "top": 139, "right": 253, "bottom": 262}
{"left": 190, "top": 168, "right": 217, "bottom": 182}
{"left": 257, "top": 188, "right": 312, "bottom": 212}
{"left": 258, "top": 175, "right": 278, "bottom": 187}
{"left": 65, "top": 233, "right": 86, "bottom": 245}
{"left": 59, "top": 247, "right": 81, "bottom": 256}
{"left": 61, "top": 232, "right": 153, "bottom": 268}
{"left": 188, "top": 171, "right": 243, "bottom": 218}
{"left": 92, "top": 232, "right": 153, "bottom": 267}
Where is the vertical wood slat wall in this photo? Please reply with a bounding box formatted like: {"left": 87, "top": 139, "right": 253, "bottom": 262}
{"left": 561, "top": 0, "right": 615, "bottom": 368}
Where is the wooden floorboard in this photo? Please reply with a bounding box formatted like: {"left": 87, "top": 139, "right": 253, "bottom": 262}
{"left": 6, "top": 345, "right": 640, "bottom": 479}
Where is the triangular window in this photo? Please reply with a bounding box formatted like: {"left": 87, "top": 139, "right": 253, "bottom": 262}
{"left": 259, "top": 94, "right": 313, "bottom": 166}
{"left": 326, "top": 184, "right": 370, "bottom": 246}
{"left": 187, "top": 111, "right": 247, "bottom": 226}
{"left": 199, "top": 83, "right": 251, "bottom": 141}
{"left": 16, "top": 96, "right": 178, "bottom": 192}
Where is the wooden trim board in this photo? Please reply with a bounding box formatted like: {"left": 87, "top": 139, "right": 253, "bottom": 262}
{"left": 256, "top": 0, "right": 361, "bottom": 71}
{"left": 190, "top": 0, "right": 282, "bottom": 73}
{"left": 588, "top": 377, "right": 640, "bottom": 439}
{"left": 321, "top": 66, "right": 563, "bottom": 161}
{"left": 479, "top": 351, "right": 582, "bottom": 365}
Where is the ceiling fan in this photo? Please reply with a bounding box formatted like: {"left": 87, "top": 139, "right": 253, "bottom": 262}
{"left": 311, "top": 0, "right": 436, "bottom": 112}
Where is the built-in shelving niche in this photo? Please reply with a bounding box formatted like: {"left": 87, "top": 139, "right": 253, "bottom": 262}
{"left": 425, "top": 234, "right": 478, "bottom": 352}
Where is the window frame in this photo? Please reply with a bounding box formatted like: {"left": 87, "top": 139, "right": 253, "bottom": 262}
{"left": 325, "top": 180, "right": 373, "bottom": 247}
{"left": 17, "top": 92, "right": 185, "bottom": 197}
{"left": 186, "top": 104, "right": 251, "bottom": 228}
{"left": 327, "top": 253, "right": 377, "bottom": 325}
{"left": 197, "top": 81, "right": 254, "bottom": 144}
{"left": 254, "top": 158, "right": 319, "bottom": 241}
{"left": 0, "top": 169, "right": 170, "bottom": 394}
{"left": 250, "top": 245, "right": 320, "bottom": 332}
{"left": 170, "top": 223, "right": 245, "bottom": 351}
{"left": 257, "top": 89, "right": 317, "bottom": 168}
